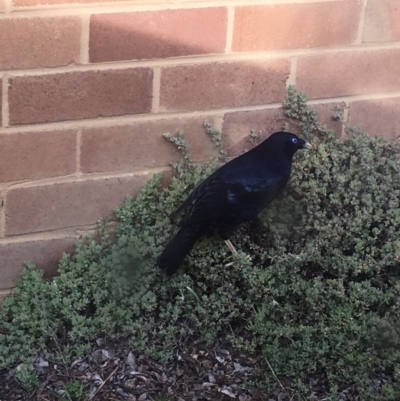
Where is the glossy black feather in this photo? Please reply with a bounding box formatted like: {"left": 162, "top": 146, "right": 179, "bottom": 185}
{"left": 158, "top": 131, "right": 310, "bottom": 275}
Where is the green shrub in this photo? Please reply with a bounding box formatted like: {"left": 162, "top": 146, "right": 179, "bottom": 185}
{"left": 1, "top": 86, "right": 400, "bottom": 399}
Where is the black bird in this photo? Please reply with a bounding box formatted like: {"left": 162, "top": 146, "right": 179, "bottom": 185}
{"left": 158, "top": 131, "right": 312, "bottom": 275}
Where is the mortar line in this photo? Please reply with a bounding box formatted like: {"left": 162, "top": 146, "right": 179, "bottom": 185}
{"left": 340, "top": 100, "right": 350, "bottom": 138}
{"left": 76, "top": 129, "right": 82, "bottom": 175}
{"left": 225, "top": 6, "right": 235, "bottom": 54}
{"left": 0, "top": 104, "right": 282, "bottom": 134}
{"left": 2, "top": 76, "right": 9, "bottom": 128}
{"left": 0, "top": 190, "right": 5, "bottom": 238}
{"left": 2, "top": 166, "right": 170, "bottom": 191}
{"left": 0, "top": 228, "right": 80, "bottom": 244}
{"left": 3, "top": 41, "right": 400, "bottom": 78}
{"left": 2, "top": 0, "right": 343, "bottom": 18}
{"left": 306, "top": 91, "right": 400, "bottom": 104}
{"left": 355, "top": 0, "right": 369, "bottom": 45}
{"left": 80, "top": 14, "right": 90, "bottom": 64}
{"left": 151, "top": 67, "right": 161, "bottom": 113}
{"left": 287, "top": 57, "right": 297, "bottom": 87}
{"left": 2, "top": 89, "right": 400, "bottom": 135}
{"left": 0, "top": 221, "right": 118, "bottom": 245}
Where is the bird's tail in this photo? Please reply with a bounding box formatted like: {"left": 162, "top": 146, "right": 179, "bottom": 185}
{"left": 157, "top": 224, "right": 205, "bottom": 276}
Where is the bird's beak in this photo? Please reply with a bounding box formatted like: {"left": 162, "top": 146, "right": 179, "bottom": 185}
{"left": 302, "top": 141, "right": 313, "bottom": 150}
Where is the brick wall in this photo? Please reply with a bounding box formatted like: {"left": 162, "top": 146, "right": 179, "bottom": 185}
{"left": 0, "top": 0, "right": 399, "bottom": 297}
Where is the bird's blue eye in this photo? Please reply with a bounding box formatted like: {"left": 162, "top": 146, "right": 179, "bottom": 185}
{"left": 292, "top": 138, "right": 298, "bottom": 144}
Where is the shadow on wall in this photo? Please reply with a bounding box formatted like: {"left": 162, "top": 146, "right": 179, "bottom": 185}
{"left": 7, "top": 9, "right": 346, "bottom": 168}
{"left": 84, "top": 8, "right": 400, "bottom": 142}
{"left": 85, "top": 11, "right": 346, "bottom": 155}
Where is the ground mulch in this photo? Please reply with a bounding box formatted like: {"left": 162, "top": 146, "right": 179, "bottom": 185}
{"left": 0, "top": 337, "right": 335, "bottom": 401}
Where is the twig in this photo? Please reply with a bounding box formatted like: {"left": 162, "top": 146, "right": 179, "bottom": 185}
{"left": 91, "top": 366, "right": 119, "bottom": 399}
{"left": 264, "top": 355, "right": 286, "bottom": 393}
{"left": 28, "top": 374, "right": 54, "bottom": 400}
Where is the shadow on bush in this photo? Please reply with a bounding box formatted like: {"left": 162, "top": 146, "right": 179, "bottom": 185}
{"left": 1, "top": 86, "right": 400, "bottom": 400}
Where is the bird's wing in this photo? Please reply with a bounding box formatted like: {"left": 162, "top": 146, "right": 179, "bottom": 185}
{"left": 172, "top": 153, "right": 256, "bottom": 217}
{"left": 172, "top": 170, "right": 219, "bottom": 218}
{"left": 179, "top": 172, "right": 285, "bottom": 227}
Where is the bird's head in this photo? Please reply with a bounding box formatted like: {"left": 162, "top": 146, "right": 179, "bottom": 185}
{"left": 267, "top": 131, "right": 313, "bottom": 158}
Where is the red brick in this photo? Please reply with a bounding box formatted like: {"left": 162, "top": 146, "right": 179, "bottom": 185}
{"left": 363, "top": 0, "right": 400, "bottom": 43}
{"left": 222, "top": 108, "right": 284, "bottom": 156}
{"left": 233, "top": 0, "right": 361, "bottom": 52}
{"left": 81, "top": 116, "right": 219, "bottom": 174}
{"left": 160, "top": 59, "right": 290, "bottom": 112}
{"left": 0, "top": 130, "right": 76, "bottom": 182}
{"left": 313, "top": 102, "right": 345, "bottom": 137}
{"left": 349, "top": 97, "right": 400, "bottom": 140}
{"left": 222, "top": 103, "right": 343, "bottom": 155}
{"left": 0, "top": 17, "right": 81, "bottom": 70}
{"left": 297, "top": 49, "right": 400, "bottom": 99}
{"left": 90, "top": 8, "right": 227, "bottom": 63}
{"left": 9, "top": 68, "right": 153, "bottom": 125}
{"left": 5, "top": 172, "right": 159, "bottom": 236}
{"left": 0, "top": 236, "right": 77, "bottom": 288}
